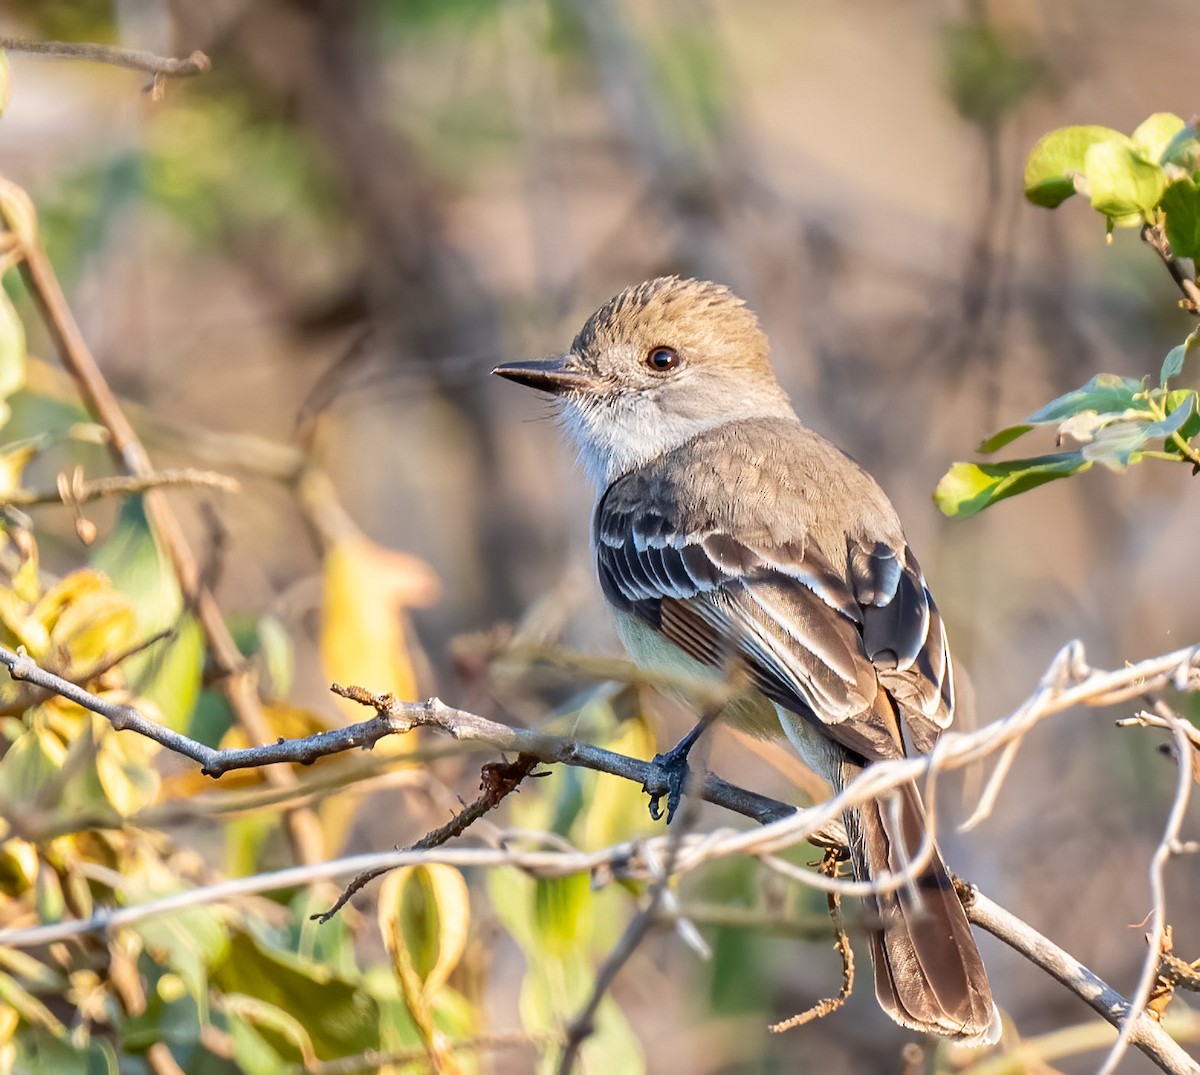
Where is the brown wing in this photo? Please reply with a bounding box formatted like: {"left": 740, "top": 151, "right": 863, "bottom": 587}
{"left": 595, "top": 456, "right": 954, "bottom": 762}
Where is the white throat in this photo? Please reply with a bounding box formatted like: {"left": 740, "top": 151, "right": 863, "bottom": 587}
{"left": 560, "top": 389, "right": 796, "bottom": 491}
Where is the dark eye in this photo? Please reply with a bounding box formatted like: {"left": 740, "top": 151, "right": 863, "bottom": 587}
{"left": 645, "top": 346, "right": 680, "bottom": 372}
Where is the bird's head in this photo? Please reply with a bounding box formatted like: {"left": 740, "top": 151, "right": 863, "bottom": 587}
{"left": 493, "top": 277, "right": 793, "bottom": 488}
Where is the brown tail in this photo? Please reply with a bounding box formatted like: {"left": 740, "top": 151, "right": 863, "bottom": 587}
{"left": 843, "top": 771, "right": 1000, "bottom": 1045}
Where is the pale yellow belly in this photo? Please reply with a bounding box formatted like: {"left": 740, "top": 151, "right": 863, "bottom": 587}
{"left": 613, "top": 608, "right": 782, "bottom": 740}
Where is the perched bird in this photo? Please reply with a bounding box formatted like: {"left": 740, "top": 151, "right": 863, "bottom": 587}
{"left": 493, "top": 276, "right": 1000, "bottom": 1045}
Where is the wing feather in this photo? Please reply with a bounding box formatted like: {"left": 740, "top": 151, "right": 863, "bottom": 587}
{"left": 594, "top": 426, "right": 955, "bottom": 763}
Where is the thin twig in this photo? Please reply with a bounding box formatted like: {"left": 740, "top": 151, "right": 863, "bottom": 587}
{"left": 769, "top": 848, "right": 855, "bottom": 1032}
{"left": 0, "top": 467, "right": 239, "bottom": 508}
{"left": 0, "top": 38, "right": 211, "bottom": 77}
{"left": 1097, "top": 708, "right": 1197, "bottom": 1075}
{"left": 556, "top": 721, "right": 717, "bottom": 1073}
{"left": 1142, "top": 224, "right": 1200, "bottom": 316}
{"left": 2, "top": 837, "right": 1193, "bottom": 1072}
{"left": 0, "top": 649, "right": 797, "bottom": 828}
{"left": 3, "top": 639, "right": 1199, "bottom": 880}
{"left": 313, "top": 754, "right": 542, "bottom": 922}
{"left": 966, "top": 889, "right": 1199, "bottom": 1075}
{"left": 554, "top": 847, "right": 667, "bottom": 1074}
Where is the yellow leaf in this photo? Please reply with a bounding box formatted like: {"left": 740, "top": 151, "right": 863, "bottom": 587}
{"left": 95, "top": 733, "right": 161, "bottom": 816}
{"left": 0, "top": 1002, "right": 17, "bottom": 1046}
{"left": 0, "top": 837, "right": 38, "bottom": 891}
{"left": 11, "top": 538, "right": 39, "bottom": 604}
{"left": 0, "top": 440, "right": 37, "bottom": 498}
{"left": 0, "top": 584, "right": 48, "bottom": 655}
{"left": 533, "top": 874, "right": 593, "bottom": 958}
{"left": 0, "top": 50, "right": 9, "bottom": 120}
{"left": 45, "top": 581, "right": 139, "bottom": 676}
{"left": 0, "top": 726, "right": 66, "bottom": 805}
{"left": 321, "top": 537, "right": 439, "bottom": 719}
{"left": 378, "top": 864, "right": 470, "bottom": 996}
{"left": 580, "top": 701, "right": 657, "bottom": 852}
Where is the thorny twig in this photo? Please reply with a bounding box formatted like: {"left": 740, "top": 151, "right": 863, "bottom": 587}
{"left": 313, "top": 754, "right": 542, "bottom": 922}
{"left": 769, "top": 848, "right": 855, "bottom": 1033}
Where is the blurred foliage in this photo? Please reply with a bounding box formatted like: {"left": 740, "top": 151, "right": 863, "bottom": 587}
{"left": 0, "top": 503, "right": 676, "bottom": 1072}
{"left": 89, "top": 499, "right": 204, "bottom": 734}
{"left": 937, "top": 112, "right": 1200, "bottom": 516}
{"left": 941, "top": 21, "right": 1044, "bottom": 130}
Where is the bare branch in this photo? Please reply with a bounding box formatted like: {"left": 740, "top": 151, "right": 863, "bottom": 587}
{"left": 557, "top": 736, "right": 717, "bottom": 1072}
{"left": 0, "top": 645, "right": 798, "bottom": 829}
{"left": 555, "top": 845, "right": 668, "bottom": 1073}
{"left": 966, "top": 889, "right": 1199, "bottom": 1075}
{"left": 0, "top": 467, "right": 240, "bottom": 509}
{"left": 0, "top": 38, "right": 211, "bottom": 78}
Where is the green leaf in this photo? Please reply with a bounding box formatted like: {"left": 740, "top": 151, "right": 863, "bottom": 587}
{"left": 0, "top": 727, "right": 66, "bottom": 806}
{"left": 1163, "top": 390, "right": 1200, "bottom": 457}
{"left": 1132, "top": 112, "right": 1186, "bottom": 163}
{"left": 0, "top": 967, "right": 64, "bottom": 1033}
{"left": 934, "top": 453, "right": 1092, "bottom": 517}
{"left": 130, "top": 906, "right": 229, "bottom": 1013}
{"left": 533, "top": 873, "right": 593, "bottom": 957}
{"left": 1025, "top": 373, "right": 1144, "bottom": 425}
{"left": 1160, "top": 330, "right": 1200, "bottom": 387}
{"left": 1161, "top": 123, "right": 1200, "bottom": 174}
{"left": 224, "top": 994, "right": 314, "bottom": 1075}
{"left": 1084, "top": 139, "right": 1167, "bottom": 222}
{"left": 213, "top": 929, "right": 380, "bottom": 1061}
{"left": 1071, "top": 406, "right": 1193, "bottom": 472}
{"left": 90, "top": 497, "right": 203, "bottom": 731}
{"left": 1079, "top": 421, "right": 1152, "bottom": 471}
{"left": 1024, "top": 125, "right": 1126, "bottom": 208}
{"left": 941, "top": 22, "right": 1043, "bottom": 128}
{"left": 254, "top": 614, "right": 294, "bottom": 699}
{"left": 977, "top": 423, "right": 1033, "bottom": 454}
{"left": 11, "top": 1026, "right": 118, "bottom": 1075}
{"left": 1161, "top": 178, "right": 1200, "bottom": 260}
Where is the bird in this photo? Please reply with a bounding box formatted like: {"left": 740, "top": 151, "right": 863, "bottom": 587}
{"left": 492, "top": 276, "right": 1000, "bottom": 1045}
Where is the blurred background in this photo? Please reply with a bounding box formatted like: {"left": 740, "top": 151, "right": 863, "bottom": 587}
{"left": 0, "top": 1, "right": 1197, "bottom": 1072}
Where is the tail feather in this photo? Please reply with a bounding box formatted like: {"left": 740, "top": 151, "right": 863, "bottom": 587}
{"left": 845, "top": 770, "right": 1000, "bottom": 1045}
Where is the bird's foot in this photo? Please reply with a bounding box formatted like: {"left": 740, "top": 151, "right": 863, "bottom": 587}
{"left": 644, "top": 742, "right": 693, "bottom": 824}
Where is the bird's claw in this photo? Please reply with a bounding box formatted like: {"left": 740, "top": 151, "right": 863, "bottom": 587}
{"left": 644, "top": 747, "right": 691, "bottom": 824}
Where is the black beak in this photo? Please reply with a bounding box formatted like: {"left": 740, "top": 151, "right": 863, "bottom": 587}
{"left": 491, "top": 355, "right": 591, "bottom": 396}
